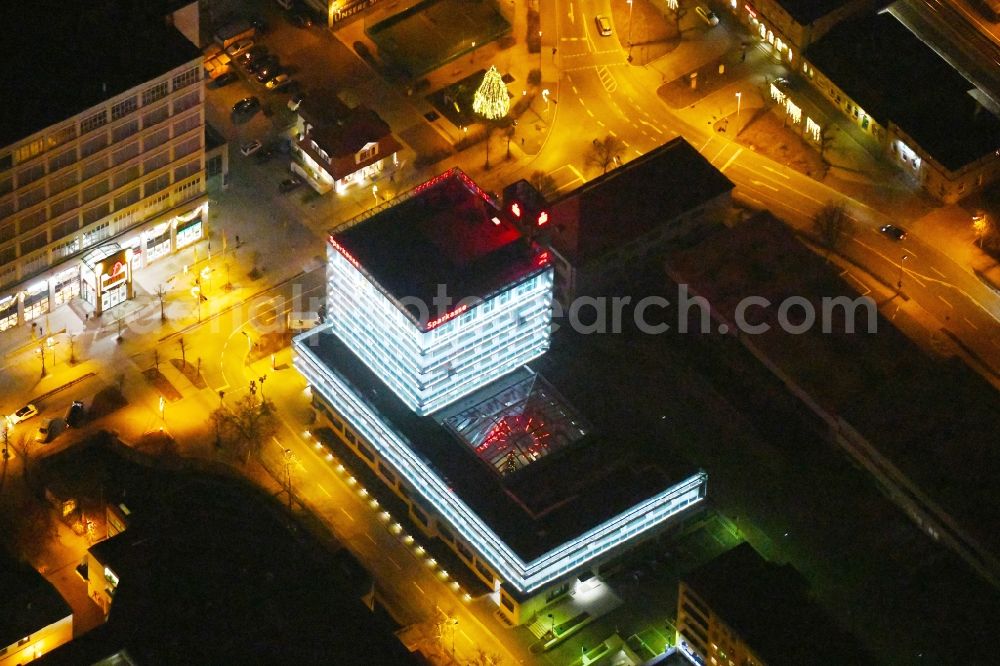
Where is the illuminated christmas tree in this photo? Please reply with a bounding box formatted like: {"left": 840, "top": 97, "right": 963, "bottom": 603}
{"left": 472, "top": 66, "right": 510, "bottom": 120}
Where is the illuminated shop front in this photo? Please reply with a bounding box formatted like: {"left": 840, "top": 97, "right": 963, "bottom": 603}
{"left": 142, "top": 222, "right": 172, "bottom": 264}
{"left": 738, "top": 3, "right": 795, "bottom": 63}
{"left": 52, "top": 267, "right": 81, "bottom": 307}
{"left": 174, "top": 205, "right": 204, "bottom": 249}
{"left": 0, "top": 295, "right": 17, "bottom": 332}
{"left": 23, "top": 281, "right": 50, "bottom": 323}
{"left": 80, "top": 244, "right": 134, "bottom": 316}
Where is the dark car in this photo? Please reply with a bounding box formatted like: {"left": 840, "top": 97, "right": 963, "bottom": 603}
{"left": 238, "top": 46, "right": 268, "bottom": 67}
{"left": 64, "top": 400, "right": 85, "bottom": 427}
{"left": 248, "top": 54, "right": 278, "bottom": 74}
{"left": 279, "top": 176, "right": 303, "bottom": 193}
{"left": 289, "top": 12, "right": 313, "bottom": 28}
{"left": 212, "top": 71, "right": 238, "bottom": 87}
{"left": 880, "top": 224, "right": 907, "bottom": 241}
{"left": 232, "top": 96, "right": 260, "bottom": 114}
{"left": 256, "top": 66, "right": 281, "bottom": 84}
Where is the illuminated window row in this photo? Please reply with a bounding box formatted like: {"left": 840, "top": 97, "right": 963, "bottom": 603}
{"left": 294, "top": 332, "right": 707, "bottom": 593}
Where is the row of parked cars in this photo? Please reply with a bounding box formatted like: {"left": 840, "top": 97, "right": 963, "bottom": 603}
{"left": 5, "top": 400, "right": 85, "bottom": 443}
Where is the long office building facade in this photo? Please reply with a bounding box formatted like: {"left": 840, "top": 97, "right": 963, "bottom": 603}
{"left": 0, "top": 7, "right": 206, "bottom": 332}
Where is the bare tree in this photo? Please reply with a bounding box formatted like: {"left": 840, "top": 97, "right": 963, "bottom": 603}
{"left": 528, "top": 171, "right": 559, "bottom": 201}
{"left": 155, "top": 284, "right": 168, "bottom": 322}
{"left": 152, "top": 348, "right": 160, "bottom": 371}
{"left": 211, "top": 391, "right": 278, "bottom": 465}
{"left": 585, "top": 135, "right": 625, "bottom": 175}
{"left": 812, "top": 202, "right": 856, "bottom": 260}
{"left": 178, "top": 336, "right": 187, "bottom": 370}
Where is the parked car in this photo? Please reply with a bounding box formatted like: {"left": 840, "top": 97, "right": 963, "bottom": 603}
{"left": 212, "top": 71, "right": 238, "bottom": 87}
{"left": 238, "top": 46, "right": 268, "bottom": 67}
{"left": 34, "top": 418, "right": 58, "bottom": 443}
{"left": 232, "top": 96, "right": 260, "bottom": 114}
{"left": 279, "top": 176, "right": 303, "bottom": 193}
{"left": 248, "top": 54, "right": 278, "bottom": 74}
{"left": 695, "top": 5, "right": 720, "bottom": 26}
{"left": 225, "top": 38, "right": 255, "bottom": 58}
{"left": 288, "top": 92, "right": 305, "bottom": 112}
{"left": 265, "top": 73, "right": 292, "bottom": 91}
{"left": 256, "top": 66, "right": 281, "bottom": 83}
{"left": 64, "top": 400, "right": 85, "bottom": 427}
{"left": 289, "top": 12, "right": 313, "bottom": 28}
{"left": 240, "top": 140, "right": 263, "bottom": 157}
{"left": 880, "top": 224, "right": 908, "bottom": 241}
{"left": 7, "top": 403, "right": 38, "bottom": 425}
{"left": 595, "top": 15, "right": 613, "bottom": 36}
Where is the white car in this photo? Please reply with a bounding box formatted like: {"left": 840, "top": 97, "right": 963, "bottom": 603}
{"left": 226, "top": 39, "right": 255, "bottom": 58}
{"left": 265, "top": 73, "right": 291, "bottom": 91}
{"left": 595, "top": 15, "right": 613, "bottom": 37}
{"left": 240, "top": 140, "right": 263, "bottom": 157}
{"left": 695, "top": 5, "right": 720, "bottom": 26}
{"left": 7, "top": 403, "right": 39, "bottom": 425}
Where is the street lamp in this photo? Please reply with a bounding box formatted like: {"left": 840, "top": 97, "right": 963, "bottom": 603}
{"left": 191, "top": 285, "right": 202, "bottom": 322}
{"left": 542, "top": 88, "right": 550, "bottom": 111}
{"left": 46, "top": 336, "right": 55, "bottom": 369}
{"left": 372, "top": 184, "right": 379, "bottom": 207}
{"left": 897, "top": 254, "right": 909, "bottom": 292}
{"left": 973, "top": 212, "right": 988, "bottom": 249}
{"left": 159, "top": 395, "right": 166, "bottom": 420}
{"left": 627, "top": 0, "right": 635, "bottom": 62}
{"left": 538, "top": 31, "right": 543, "bottom": 70}
{"left": 735, "top": 91, "right": 742, "bottom": 120}
{"left": 548, "top": 613, "right": 555, "bottom": 638}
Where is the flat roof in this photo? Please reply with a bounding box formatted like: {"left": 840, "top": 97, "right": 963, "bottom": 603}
{"left": 0, "top": 0, "right": 201, "bottom": 148}
{"left": 773, "top": 0, "right": 857, "bottom": 25}
{"left": 0, "top": 554, "right": 71, "bottom": 649}
{"left": 37, "top": 434, "right": 418, "bottom": 665}
{"left": 683, "top": 544, "right": 875, "bottom": 666}
{"left": 548, "top": 138, "right": 733, "bottom": 265}
{"left": 333, "top": 168, "right": 545, "bottom": 315}
{"left": 303, "top": 324, "right": 700, "bottom": 561}
{"left": 806, "top": 12, "right": 1000, "bottom": 170}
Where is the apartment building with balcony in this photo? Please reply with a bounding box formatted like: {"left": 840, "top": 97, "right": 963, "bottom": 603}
{"left": 0, "top": 0, "right": 207, "bottom": 330}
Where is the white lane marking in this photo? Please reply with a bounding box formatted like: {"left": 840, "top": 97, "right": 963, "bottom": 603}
{"left": 319, "top": 484, "right": 332, "bottom": 497}
{"left": 365, "top": 533, "right": 377, "bottom": 544}
{"left": 585, "top": 107, "right": 594, "bottom": 117}
{"left": 608, "top": 130, "right": 617, "bottom": 137}
{"left": 568, "top": 1, "right": 575, "bottom": 23}
{"left": 621, "top": 139, "right": 630, "bottom": 147}
{"left": 720, "top": 148, "right": 743, "bottom": 173}
{"left": 938, "top": 295, "right": 953, "bottom": 308}
{"left": 761, "top": 164, "right": 791, "bottom": 179}
{"left": 750, "top": 179, "right": 779, "bottom": 192}
{"left": 572, "top": 85, "right": 579, "bottom": 94}
{"left": 931, "top": 266, "right": 946, "bottom": 278}
{"left": 638, "top": 119, "right": 663, "bottom": 135}
{"left": 413, "top": 582, "right": 426, "bottom": 595}
{"left": 339, "top": 507, "right": 355, "bottom": 522}
{"left": 388, "top": 555, "right": 403, "bottom": 570}
{"left": 904, "top": 248, "right": 918, "bottom": 258}
{"left": 597, "top": 120, "right": 605, "bottom": 127}
{"left": 964, "top": 317, "right": 979, "bottom": 330}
